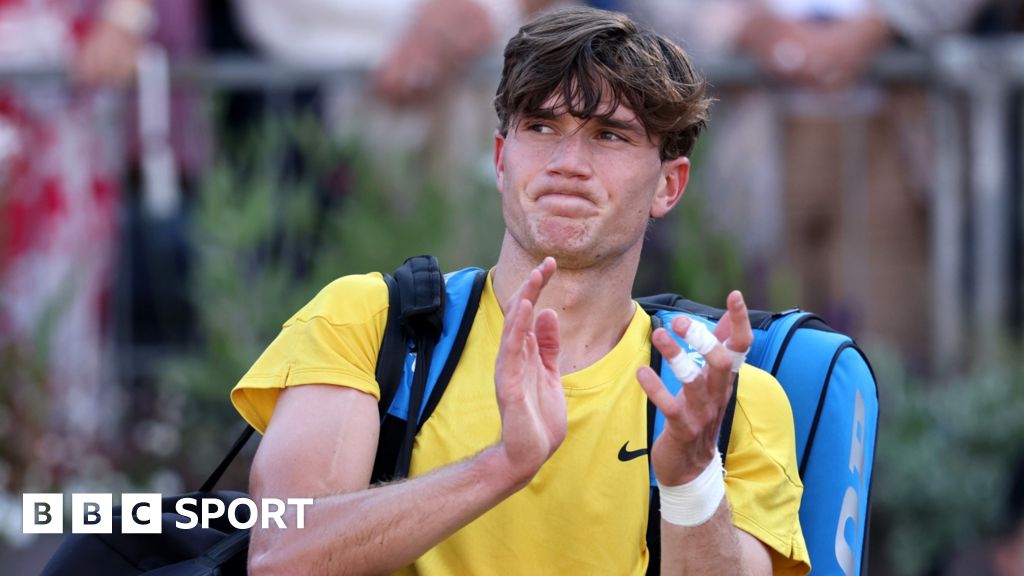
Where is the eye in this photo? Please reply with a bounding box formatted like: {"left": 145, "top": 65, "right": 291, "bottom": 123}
{"left": 597, "top": 130, "right": 627, "bottom": 143}
{"left": 525, "top": 122, "right": 555, "bottom": 134}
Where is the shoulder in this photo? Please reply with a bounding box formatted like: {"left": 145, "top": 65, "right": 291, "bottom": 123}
{"left": 726, "top": 365, "right": 810, "bottom": 574}
{"left": 733, "top": 364, "right": 798, "bottom": 465}
{"left": 231, "top": 272, "right": 391, "bottom": 433}
{"left": 285, "top": 272, "right": 389, "bottom": 328}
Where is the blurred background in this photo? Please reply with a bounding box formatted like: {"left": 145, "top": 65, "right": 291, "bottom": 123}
{"left": 2, "top": 0, "right": 1024, "bottom": 574}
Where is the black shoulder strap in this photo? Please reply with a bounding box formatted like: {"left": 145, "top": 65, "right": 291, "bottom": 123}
{"left": 376, "top": 255, "right": 445, "bottom": 420}
{"left": 392, "top": 268, "right": 487, "bottom": 477}
{"left": 371, "top": 258, "right": 487, "bottom": 482}
{"left": 373, "top": 255, "right": 446, "bottom": 481}
{"left": 417, "top": 269, "right": 488, "bottom": 433}
{"left": 199, "top": 424, "right": 256, "bottom": 493}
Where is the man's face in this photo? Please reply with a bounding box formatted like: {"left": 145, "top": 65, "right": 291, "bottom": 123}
{"left": 494, "top": 94, "right": 689, "bottom": 270}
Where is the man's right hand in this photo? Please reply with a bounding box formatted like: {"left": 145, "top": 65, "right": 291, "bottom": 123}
{"left": 493, "top": 257, "right": 566, "bottom": 486}
{"left": 248, "top": 259, "right": 566, "bottom": 575}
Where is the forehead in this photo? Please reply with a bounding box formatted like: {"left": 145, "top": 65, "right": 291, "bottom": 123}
{"left": 530, "top": 92, "right": 641, "bottom": 124}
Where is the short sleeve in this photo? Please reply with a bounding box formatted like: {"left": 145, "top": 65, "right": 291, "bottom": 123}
{"left": 230, "top": 272, "right": 390, "bottom": 433}
{"left": 724, "top": 365, "right": 811, "bottom": 575}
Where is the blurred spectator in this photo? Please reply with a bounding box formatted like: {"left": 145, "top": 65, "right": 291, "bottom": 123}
{"left": 232, "top": 0, "right": 567, "bottom": 198}
{"left": 0, "top": 0, "right": 166, "bottom": 490}
{"left": 0, "top": 0, "right": 207, "bottom": 487}
{"left": 631, "top": 0, "right": 990, "bottom": 368}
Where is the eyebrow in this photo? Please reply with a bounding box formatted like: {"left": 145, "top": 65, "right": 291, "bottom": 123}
{"left": 592, "top": 116, "right": 647, "bottom": 139}
{"left": 519, "top": 108, "right": 649, "bottom": 139}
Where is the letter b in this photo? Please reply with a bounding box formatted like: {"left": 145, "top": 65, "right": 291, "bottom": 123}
{"left": 23, "top": 494, "right": 63, "bottom": 534}
{"left": 72, "top": 494, "right": 112, "bottom": 534}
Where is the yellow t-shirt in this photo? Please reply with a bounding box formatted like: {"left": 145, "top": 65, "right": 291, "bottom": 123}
{"left": 232, "top": 272, "right": 811, "bottom": 575}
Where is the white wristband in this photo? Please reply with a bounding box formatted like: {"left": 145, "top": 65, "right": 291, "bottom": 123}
{"left": 658, "top": 450, "right": 726, "bottom": 527}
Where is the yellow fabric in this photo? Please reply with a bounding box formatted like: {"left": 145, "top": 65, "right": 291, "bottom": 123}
{"left": 232, "top": 271, "right": 810, "bottom": 575}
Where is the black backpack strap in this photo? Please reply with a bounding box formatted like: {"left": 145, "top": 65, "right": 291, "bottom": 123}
{"left": 376, "top": 272, "right": 406, "bottom": 420}
{"left": 376, "top": 256, "right": 445, "bottom": 419}
{"left": 719, "top": 374, "right": 739, "bottom": 459}
{"left": 373, "top": 256, "right": 446, "bottom": 481}
{"left": 646, "top": 315, "right": 664, "bottom": 576}
{"left": 199, "top": 527, "right": 251, "bottom": 567}
{"left": 644, "top": 311, "right": 737, "bottom": 575}
{"left": 417, "top": 269, "right": 487, "bottom": 432}
{"left": 199, "top": 424, "right": 256, "bottom": 493}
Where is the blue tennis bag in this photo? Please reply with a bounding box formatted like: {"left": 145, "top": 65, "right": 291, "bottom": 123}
{"left": 638, "top": 294, "right": 879, "bottom": 576}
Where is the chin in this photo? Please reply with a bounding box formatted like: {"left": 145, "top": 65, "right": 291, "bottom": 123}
{"left": 531, "top": 231, "right": 608, "bottom": 270}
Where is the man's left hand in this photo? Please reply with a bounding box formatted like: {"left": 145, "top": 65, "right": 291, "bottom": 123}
{"left": 637, "top": 290, "right": 752, "bottom": 486}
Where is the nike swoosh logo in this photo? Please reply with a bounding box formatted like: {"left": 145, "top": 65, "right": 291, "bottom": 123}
{"left": 617, "top": 442, "right": 648, "bottom": 462}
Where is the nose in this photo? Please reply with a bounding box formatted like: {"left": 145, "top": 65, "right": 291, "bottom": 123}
{"left": 545, "top": 131, "right": 593, "bottom": 179}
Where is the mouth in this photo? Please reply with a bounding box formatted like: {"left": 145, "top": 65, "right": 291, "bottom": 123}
{"left": 534, "top": 192, "right": 599, "bottom": 216}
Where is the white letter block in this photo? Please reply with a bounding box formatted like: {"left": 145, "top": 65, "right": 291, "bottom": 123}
{"left": 122, "top": 493, "right": 163, "bottom": 534}
{"left": 73, "top": 494, "right": 113, "bottom": 534}
{"left": 23, "top": 493, "right": 63, "bottom": 534}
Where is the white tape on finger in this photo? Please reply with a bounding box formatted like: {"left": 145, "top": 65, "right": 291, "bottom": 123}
{"left": 667, "top": 352, "right": 702, "bottom": 384}
{"left": 681, "top": 321, "right": 718, "bottom": 356}
{"left": 724, "top": 338, "right": 747, "bottom": 373}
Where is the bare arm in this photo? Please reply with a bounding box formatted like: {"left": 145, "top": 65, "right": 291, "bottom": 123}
{"left": 248, "top": 384, "right": 529, "bottom": 575}
{"left": 638, "top": 292, "right": 772, "bottom": 575}
{"left": 660, "top": 503, "right": 772, "bottom": 576}
{"left": 249, "top": 258, "right": 565, "bottom": 575}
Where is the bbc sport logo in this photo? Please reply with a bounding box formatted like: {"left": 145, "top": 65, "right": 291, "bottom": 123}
{"left": 22, "top": 493, "right": 313, "bottom": 534}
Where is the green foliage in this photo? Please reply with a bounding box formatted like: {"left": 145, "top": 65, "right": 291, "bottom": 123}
{"left": 156, "top": 117, "right": 503, "bottom": 483}
{"left": 870, "top": 345, "right": 1024, "bottom": 575}
{"left": 0, "top": 272, "right": 76, "bottom": 493}
{"left": 662, "top": 186, "right": 744, "bottom": 304}
{"left": 658, "top": 138, "right": 745, "bottom": 304}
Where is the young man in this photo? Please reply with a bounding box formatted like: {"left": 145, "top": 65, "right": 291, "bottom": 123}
{"left": 231, "top": 7, "right": 809, "bottom": 575}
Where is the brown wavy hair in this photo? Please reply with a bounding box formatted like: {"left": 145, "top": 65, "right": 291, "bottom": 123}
{"left": 494, "top": 7, "right": 711, "bottom": 160}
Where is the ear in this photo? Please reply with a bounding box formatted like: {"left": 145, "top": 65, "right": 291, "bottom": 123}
{"left": 650, "top": 156, "right": 690, "bottom": 219}
{"left": 494, "top": 130, "right": 507, "bottom": 193}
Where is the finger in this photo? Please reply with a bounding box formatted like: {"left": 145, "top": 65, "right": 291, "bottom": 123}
{"left": 503, "top": 264, "right": 542, "bottom": 312}
{"left": 521, "top": 257, "right": 557, "bottom": 308}
{"left": 502, "top": 270, "right": 540, "bottom": 339}
{"left": 669, "top": 317, "right": 731, "bottom": 410}
{"left": 681, "top": 369, "right": 717, "bottom": 424}
{"left": 535, "top": 308, "right": 560, "bottom": 375}
{"left": 501, "top": 258, "right": 556, "bottom": 338}
{"left": 502, "top": 298, "right": 534, "bottom": 364}
{"left": 672, "top": 316, "right": 718, "bottom": 356}
{"left": 726, "top": 291, "right": 753, "bottom": 353}
{"left": 637, "top": 366, "right": 683, "bottom": 420}
{"left": 651, "top": 327, "right": 684, "bottom": 365}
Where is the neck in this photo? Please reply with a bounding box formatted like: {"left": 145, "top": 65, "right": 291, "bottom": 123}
{"left": 492, "top": 233, "right": 641, "bottom": 374}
